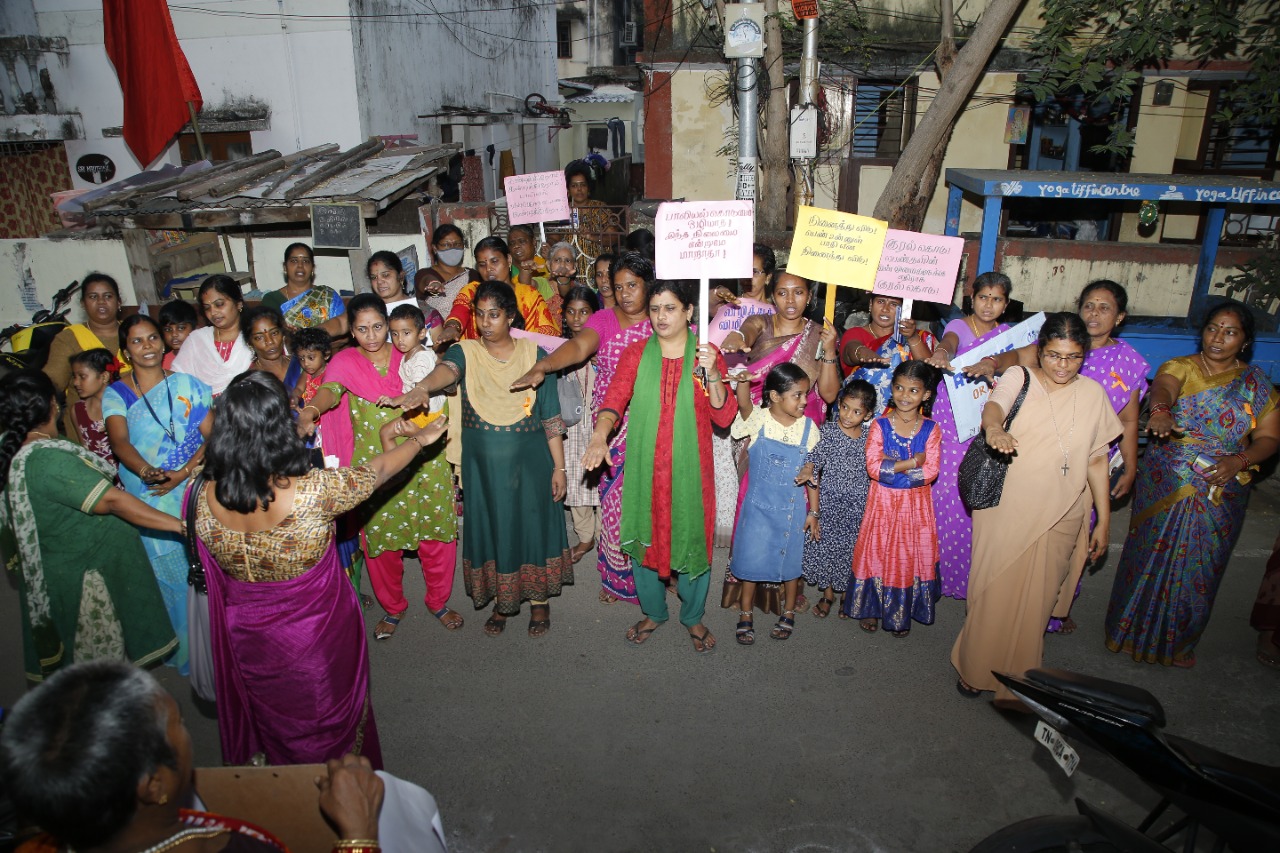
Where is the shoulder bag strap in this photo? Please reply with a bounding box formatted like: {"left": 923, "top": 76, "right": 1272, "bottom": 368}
{"left": 184, "top": 472, "right": 207, "bottom": 592}
{"left": 1002, "top": 366, "right": 1032, "bottom": 430}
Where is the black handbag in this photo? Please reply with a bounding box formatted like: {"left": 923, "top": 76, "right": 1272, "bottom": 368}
{"left": 958, "top": 366, "right": 1030, "bottom": 511}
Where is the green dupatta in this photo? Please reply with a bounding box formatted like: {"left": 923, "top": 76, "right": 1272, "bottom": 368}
{"left": 619, "top": 333, "right": 708, "bottom": 578}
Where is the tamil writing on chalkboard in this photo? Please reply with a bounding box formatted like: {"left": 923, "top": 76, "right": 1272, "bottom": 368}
{"left": 311, "top": 203, "right": 365, "bottom": 250}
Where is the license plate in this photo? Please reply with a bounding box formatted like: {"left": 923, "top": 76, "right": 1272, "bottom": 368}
{"left": 1035, "top": 721, "right": 1080, "bottom": 777}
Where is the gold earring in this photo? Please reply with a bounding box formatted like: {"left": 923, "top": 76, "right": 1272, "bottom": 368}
{"left": 158, "top": 793, "right": 169, "bottom": 805}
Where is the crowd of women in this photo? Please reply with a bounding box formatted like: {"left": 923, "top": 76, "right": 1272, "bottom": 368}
{"left": 4, "top": 215, "right": 1279, "bottom": 801}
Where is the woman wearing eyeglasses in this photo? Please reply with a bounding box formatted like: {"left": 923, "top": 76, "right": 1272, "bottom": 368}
{"left": 951, "top": 313, "right": 1120, "bottom": 708}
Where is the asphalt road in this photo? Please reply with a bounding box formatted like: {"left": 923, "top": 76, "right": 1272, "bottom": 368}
{"left": 3, "top": 483, "right": 1278, "bottom": 852}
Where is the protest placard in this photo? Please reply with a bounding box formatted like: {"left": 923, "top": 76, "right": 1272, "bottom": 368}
{"left": 874, "top": 230, "right": 964, "bottom": 305}
{"left": 786, "top": 205, "right": 887, "bottom": 320}
{"left": 504, "top": 171, "right": 572, "bottom": 226}
{"left": 707, "top": 297, "right": 774, "bottom": 346}
{"left": 654, "top": 200, "right": 755, "bottom": 343}
{"left": 946, "top": 313, "right": 1046, "bottom": 442}
{"left": 511, "top": 327, "right": 567, "bottom": 353}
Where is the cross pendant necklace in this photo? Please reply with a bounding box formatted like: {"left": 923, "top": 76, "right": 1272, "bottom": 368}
{"left": 1045, "top": 384, "right": 1077, "bottom": 477}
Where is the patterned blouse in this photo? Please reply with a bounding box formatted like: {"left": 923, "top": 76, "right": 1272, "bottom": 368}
{"left": 195, "top": 466, "right": 378, "bottom": 582}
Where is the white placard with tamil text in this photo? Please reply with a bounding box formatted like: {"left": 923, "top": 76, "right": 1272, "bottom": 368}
{"left": 946, "top": 312, "right": 1045, "bottom": 442}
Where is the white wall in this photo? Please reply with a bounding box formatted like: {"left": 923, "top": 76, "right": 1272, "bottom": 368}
{"left": 1, "top": 230, "right": 434, "bottom": 329}
{"left": 0, "top": 237, "right": 131, "bottom": 328}
{"left": 31, "top": 0, "right": 363, "bottom": 178}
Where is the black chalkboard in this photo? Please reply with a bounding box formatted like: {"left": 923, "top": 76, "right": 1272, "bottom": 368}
{"left": 311, "top": 203, "right": 364, "bottom": 250}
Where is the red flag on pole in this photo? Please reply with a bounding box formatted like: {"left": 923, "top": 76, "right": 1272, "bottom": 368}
{"left": 103, "top": 0, "right": 203, "bottom": 166}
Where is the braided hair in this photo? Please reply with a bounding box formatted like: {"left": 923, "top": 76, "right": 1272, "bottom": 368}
{"left": 0, "top": 370, "right": 57, "bottom": 483}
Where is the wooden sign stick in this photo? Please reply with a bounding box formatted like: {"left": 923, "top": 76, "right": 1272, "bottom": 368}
{"left": 699, "top": 276, "right": 710, "bottom": 346}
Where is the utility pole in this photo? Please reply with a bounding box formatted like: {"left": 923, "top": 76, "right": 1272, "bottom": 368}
{"left": 734, "top": 1, "right": 758, "bottom": 204}
{"left": 792, "top": 4, "right": 820, "bottom": 210}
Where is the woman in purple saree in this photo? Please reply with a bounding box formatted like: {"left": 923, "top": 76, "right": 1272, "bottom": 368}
{"left": 193, "top": 371, "right": 447, "bottom": 766}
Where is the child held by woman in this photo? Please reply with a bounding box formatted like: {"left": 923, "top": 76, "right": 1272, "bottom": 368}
{"left": 729, "top": 362, "right": 821, "bottom": 644}
{"left": 378, "top": 303, "right": 446, "bottom": 452}
{"left": 844, "top": 360, "right": 942, "bottom": 636}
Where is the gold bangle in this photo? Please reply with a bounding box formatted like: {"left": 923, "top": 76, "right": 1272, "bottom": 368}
{"left": 333, "top": 841, "right": 381, "bottom": 852}
{"left": 302, "top": 404, "right": 321, "bottom": 419}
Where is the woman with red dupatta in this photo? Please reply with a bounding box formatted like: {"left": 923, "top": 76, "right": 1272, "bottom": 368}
{"left": 195, "top": 371, "right": 446, "bottom": 767}
{"left": 582, "top": 279, "right": 735, "bottom": 654}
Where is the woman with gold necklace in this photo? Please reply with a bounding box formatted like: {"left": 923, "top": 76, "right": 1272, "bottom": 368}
{"left": 952, "top": 313, "right": 1119, "bottom": 708}
{"left": 1105, "top": 301, "right": 1280, "bottom": 668}
{"left": 172, "top": 275, "right": 254, "bottom": 397}
{"left": 105, "top": 314, "right": 214, "bottom": 675}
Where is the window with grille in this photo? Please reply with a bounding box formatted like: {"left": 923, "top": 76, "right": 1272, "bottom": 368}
{"left": 849, "top": 79, "right": 916, "bottom": 160}
{"left": 557, "top": 20, "right": 572, "bottom": 59}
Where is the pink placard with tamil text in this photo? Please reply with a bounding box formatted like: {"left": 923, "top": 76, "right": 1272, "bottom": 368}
{"left": 504, "top": 171, "right": 572, "bottom": 225}
{"left": 654, "top": 201, "right": 755, "bottom": 279}
{"left": 873, "top": 229, "right": 965, "bottom": 304}
{"left": 510, "top": 327, "right": 567, "bottom": 353}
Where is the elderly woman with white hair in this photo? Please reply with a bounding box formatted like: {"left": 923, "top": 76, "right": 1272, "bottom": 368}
{"left": 544, "top": 240, "right": 582, "bottom": 334}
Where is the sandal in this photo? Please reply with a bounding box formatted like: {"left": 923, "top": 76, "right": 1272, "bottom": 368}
{"left": 626, "top": 619, "right": 659, "bottom": 646}
{"left": 859, "top": 618, "right": 879, "bottom": 633}
{"left": 528, "top": 604, "right": 551, "bottom": 639}
{"left": 374, "top": 613, "right": 403, "bottom": 640}
{"left": 793, "top": 594, "right": 810, "bottom": 615}
{"left": 598, "top": 588, "right": 619, "bottom": 605}
{"left": 688, "top": 625, "right": 716, "bottom": 655}
{"left": 431, "top": 606, "right": 464, "bottom": 631}
{"left": 813, "top": 596, "right": 834, "bottom": 619}
{"left": 770, "top": 610, "right": 796, "bottom": 640}
{"left": 891, "top": 630, "right": 910, "bottom": 639}
{"left": 956, "top": 678, "right": 983, "bottom": 698}
{"left": 735, "top": 613, "right": 755, "bottom": 646}
{"left": 483, "top": 613, "right": 507, "bottom": 637}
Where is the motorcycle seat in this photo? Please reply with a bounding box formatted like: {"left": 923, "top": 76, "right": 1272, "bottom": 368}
{"left": 1024, "top": 668, "right": 1166, "bottom": 727}
{"left": 1164, "top": 732, "right": 1280, "bottom": 816}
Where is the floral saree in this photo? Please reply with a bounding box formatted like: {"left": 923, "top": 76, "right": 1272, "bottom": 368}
{"left": 1105, "top": 357, "right": 1278, "bottom": 665}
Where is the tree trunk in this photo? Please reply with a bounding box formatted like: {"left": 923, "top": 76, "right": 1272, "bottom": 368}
{"left": 872, "top": 0, "right": 1027, "bottom": 230}
{"left": 758, "top": 0, "right": 791, "bottom": 233}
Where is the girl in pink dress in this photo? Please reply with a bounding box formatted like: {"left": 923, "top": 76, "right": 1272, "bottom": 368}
{"left": 844, "top": 360, "right": 942, "bottom": 636}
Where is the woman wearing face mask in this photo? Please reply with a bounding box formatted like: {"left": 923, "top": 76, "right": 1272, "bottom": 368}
{"left": 415, "top": 224, "right": 482, "bottom": 320}
{"left": 436, "top": 236, "right": 557, "bottom": 345}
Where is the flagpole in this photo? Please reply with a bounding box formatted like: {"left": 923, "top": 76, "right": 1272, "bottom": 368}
{"left": 187, "top": 101, "right": 209, "bottom": 161}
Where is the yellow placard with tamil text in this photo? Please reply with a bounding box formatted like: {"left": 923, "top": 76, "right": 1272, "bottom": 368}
{"left": 787, "top": 206, "right": 888, "bottom": 319}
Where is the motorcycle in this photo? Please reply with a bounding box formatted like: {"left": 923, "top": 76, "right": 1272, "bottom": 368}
{"left": 0, "top": 280, "right": 81, "bottom": 374}
{"left": 968, "top": 668, "right": 1280, "bottom": 853}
